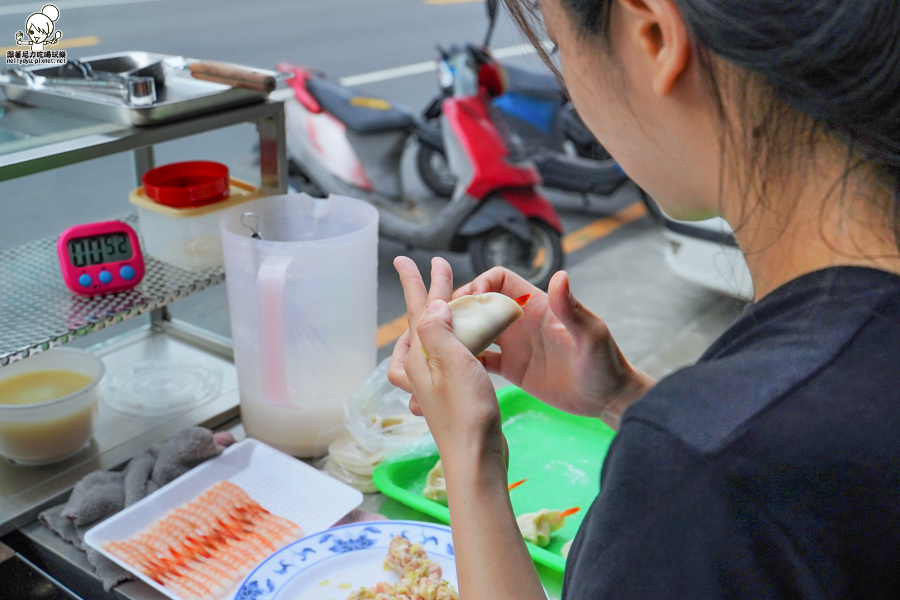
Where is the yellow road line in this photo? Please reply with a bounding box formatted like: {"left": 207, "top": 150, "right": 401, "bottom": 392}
{"left": 0, "top": 35, "right": 100, "bottom": 55}
{"left": 377, "top": 314, "right": 411, "bottom": 349}
{"left": 562, "top": 202, "right": 647, "bottom": 254}
{"left": 375, "top": 201, "right": 648, "bottom": 349}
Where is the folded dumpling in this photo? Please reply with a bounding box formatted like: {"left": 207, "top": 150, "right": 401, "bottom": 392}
{"left": 517, "top": 508, "right": 573, "bottom": 548}
{"left": 423, "top": 459, "right": 447, "bottom": 505}
{"left": 448, "top": 293, "right": 528, "bottom": 356}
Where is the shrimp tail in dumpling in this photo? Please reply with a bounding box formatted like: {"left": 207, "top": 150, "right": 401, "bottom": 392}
{"left": 448, "top": 293, "right": 527, "bottom": 357}
{"left": 516, "top": 508, "right": 571, "bottom": 548}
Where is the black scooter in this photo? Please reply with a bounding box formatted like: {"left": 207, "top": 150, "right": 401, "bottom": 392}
{"left": 415, "top": 0, "right": 630, "bottom": 201}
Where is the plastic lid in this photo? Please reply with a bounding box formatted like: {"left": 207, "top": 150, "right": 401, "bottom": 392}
{"left": 141, "top": 161, "right": 230, "bottom": 208}
{"left": 129, "top": 177, "right": 263, "bottom": 217}
{"left": 101, "top": 360, "right": 222, "bottom": 417}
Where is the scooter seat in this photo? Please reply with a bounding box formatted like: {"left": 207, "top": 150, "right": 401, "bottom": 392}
{"left": 306, "top": 77, "right": 416, "bottom": 135}
{"left": 501, "top": 63, "right": 566, "bottom": 102}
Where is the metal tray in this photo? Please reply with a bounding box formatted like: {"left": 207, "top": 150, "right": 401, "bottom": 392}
{"left": 0, "top": 51, "right": 275, "bottom": 126}
{"left": 15, "top": 51, "right": 167, "bottom": 88}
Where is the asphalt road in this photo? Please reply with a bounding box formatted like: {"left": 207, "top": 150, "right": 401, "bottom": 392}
{"left": 0, "top": 0, "right": 647, "bottom": 352}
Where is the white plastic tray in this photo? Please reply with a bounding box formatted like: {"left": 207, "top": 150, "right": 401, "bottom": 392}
{"left": 84, "top": 438, "right": 363, "bottom": 600}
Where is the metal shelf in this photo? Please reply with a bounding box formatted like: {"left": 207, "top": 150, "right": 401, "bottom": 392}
{"left": 0, "top": 212, "right": 224, "bottom": 365}
{"left": 0, "top": 99, "right": 286, "bottom": 192}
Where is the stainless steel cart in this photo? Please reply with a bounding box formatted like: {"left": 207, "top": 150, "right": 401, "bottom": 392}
{"left": 0, "top": 97, "right": 293, "bottom": 600}
{"left": 0, "top": 96, "right": 567, "bottom": 600}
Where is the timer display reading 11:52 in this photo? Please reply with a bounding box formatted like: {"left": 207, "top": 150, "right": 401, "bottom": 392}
{"left": 67, "top": 233, "right": 133, "bottom": 268}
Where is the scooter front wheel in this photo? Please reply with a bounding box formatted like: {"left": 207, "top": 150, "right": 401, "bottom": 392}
{"left": 468, "top": 219, "right": 564, "bottom": 291}
{"left": 416, "top": 144, "right": 456, "bottom": 198}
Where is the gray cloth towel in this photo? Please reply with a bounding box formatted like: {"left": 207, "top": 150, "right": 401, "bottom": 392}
{"left": 40, "top": 427, "right": 235, "bottom": 591}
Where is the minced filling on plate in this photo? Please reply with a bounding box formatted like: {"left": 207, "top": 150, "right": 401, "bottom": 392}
{"left": 346, "top": 535, "right": 458, "bottom": 600}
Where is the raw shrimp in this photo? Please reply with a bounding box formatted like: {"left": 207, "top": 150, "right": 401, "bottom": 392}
{"left": 104, "top": 481, "right": 304, "bottom": 600}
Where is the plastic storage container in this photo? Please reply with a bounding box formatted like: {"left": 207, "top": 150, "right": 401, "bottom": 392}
{"left": 130, "top": 178, "right": 262, "bottom": 271}
{"left": 0, "top": 348, "right": 105, "bottom": 465}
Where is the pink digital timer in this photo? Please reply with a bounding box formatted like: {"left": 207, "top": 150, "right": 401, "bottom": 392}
{"left": 57, "top": 221, "right": 145, "bottom": 297}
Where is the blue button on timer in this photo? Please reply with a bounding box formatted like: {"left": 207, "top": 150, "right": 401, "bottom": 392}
{"left": 98, "top": 270, "right": 113, "bottom": 284}
{"left": 78, "top": 274, "right": 92, "bottom": 287}
{"left": 119, "top": 265, "right": 136, "bottom": 280}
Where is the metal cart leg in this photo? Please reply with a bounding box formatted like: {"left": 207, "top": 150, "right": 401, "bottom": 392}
{"left": 257, "top": 105, "right": 288, "bottom": 195}
{"left": 132, "top": 146, "right": 155, "bottom": 186}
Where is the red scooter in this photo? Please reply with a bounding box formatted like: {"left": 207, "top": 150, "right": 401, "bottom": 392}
{"left": 276, "top": 22, "right": 564, "bottom": 289}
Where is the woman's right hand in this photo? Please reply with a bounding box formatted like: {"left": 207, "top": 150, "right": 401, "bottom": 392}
{"left": 454, "top": 267, "right": 655, "bottom": 426}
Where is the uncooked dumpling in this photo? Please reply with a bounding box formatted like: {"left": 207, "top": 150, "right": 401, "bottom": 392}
{"left": 517, "top": 509, "right": 569, "bottom": 548}
{"left": 423, "top": 459, "right": 447, "bottom": 505}
{"left": 561, "top": 539, "right": 573, "bottom": 559}
{"left": 448, "top": 293, "right": 527, "bottom": 356}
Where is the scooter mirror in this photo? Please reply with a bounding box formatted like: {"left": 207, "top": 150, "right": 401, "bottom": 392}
{"left": 484, "top": 0, "right": 499, "bottom": 47}
{"left": 486, "top": 0, "right": 499, "bottom": 19}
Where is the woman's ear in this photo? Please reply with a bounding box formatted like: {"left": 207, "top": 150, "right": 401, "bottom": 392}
{"left": 616, "top": 0, "right": 692, "bottom": 96}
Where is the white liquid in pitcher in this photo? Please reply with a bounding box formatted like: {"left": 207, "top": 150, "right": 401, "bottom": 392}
{"left": 240, "top": 391, "right": 344, "bottom": 458}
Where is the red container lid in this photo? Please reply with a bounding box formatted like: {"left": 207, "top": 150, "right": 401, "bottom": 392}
{"left": 142, "top": 161, "right": 230, "bottom": 208}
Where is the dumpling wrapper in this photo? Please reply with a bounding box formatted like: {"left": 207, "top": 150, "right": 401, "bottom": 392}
{"left": 423, "top": 458, "right": 447, "bottom": 505}
{"left": 517, "top": 509, "right": 569, "bottom": 548}
{"left": 448, "top": 293, "right": 525, "bottom": 357}
{"left": 561, "top": 539, "right": 573, "bottom": 559}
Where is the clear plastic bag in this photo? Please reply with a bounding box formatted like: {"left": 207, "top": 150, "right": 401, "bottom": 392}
{"left": 324, "top": 358, "right": 434, "bottom": 492}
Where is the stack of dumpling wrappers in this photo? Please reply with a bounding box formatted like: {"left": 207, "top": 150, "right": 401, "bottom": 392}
{"left": 325, "top": 359, "right": 433, "bottom": 493}
{"left": 325, "top": 414, "right": 429, "bottom": 492}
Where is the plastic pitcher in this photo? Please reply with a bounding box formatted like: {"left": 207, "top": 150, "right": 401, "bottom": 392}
{"left": 220, "top": 194, "right": 378, "bottom": 457}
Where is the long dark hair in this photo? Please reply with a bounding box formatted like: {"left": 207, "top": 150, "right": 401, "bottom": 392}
{"left": 505, "top": 0, "right": 900, "bottom": 250}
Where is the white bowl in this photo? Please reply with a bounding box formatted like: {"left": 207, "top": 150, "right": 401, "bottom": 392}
{"left": 0, "top": 348, "right": 104, "bottom": 465}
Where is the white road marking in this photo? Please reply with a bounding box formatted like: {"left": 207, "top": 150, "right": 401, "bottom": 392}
{"left": 337, "top": 40, "right": 552, "bottom": 87}
{"left": 488, "top": 40, "right": 555, "bottom": 60}
{"left": 0, "top": 0, "right": 162, "bottom": 17}
{"left": 269, "top": 88, "right": 294, "bottom": 102}
{"left": 339, "top": 60, "right": 437, "bottom": 87}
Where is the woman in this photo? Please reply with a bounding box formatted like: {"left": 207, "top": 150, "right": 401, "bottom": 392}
{"left": 389, "top": 0, "right": 900, "bottom": 597}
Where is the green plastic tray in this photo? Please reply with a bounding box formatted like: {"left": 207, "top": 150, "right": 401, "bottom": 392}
{"left": 372, "top": 385, "right": 617, "bottom": 572}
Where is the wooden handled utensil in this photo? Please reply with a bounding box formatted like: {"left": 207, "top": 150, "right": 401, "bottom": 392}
{"left": 188, "top": 61, "right": 277, "bottom": 94}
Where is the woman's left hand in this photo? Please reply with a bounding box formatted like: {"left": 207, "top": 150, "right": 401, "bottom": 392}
{"left": 390, "top": 256, "right": 508, "bottom": 472}
{"left": 389, "top": 256, "right": 547, "bottom": 600}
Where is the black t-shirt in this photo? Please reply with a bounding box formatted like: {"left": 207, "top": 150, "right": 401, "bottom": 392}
{"left": 563, "top": 266, "right": 900, "bottom": 599}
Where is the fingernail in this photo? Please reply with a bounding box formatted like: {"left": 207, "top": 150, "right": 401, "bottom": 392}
{"left": 428, "top": 300, "right": 445, "bottom": 312}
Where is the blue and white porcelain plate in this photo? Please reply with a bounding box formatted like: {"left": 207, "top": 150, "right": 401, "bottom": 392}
{"left": 233, "top": 521, "right": 457, "bottom": 600}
